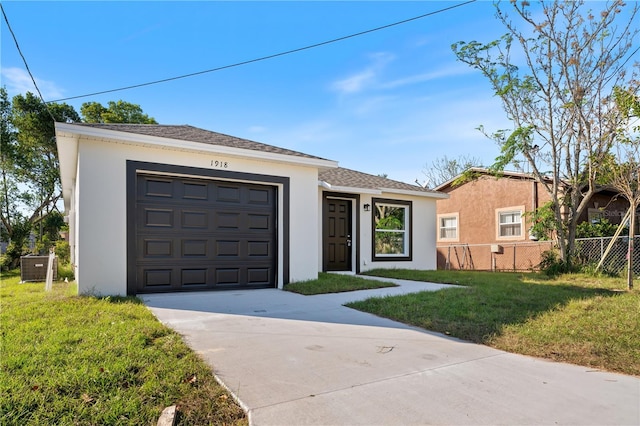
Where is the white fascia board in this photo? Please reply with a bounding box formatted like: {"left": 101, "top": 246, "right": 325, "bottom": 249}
{"left": 55, "top": 122, "right": 339, "bottom": 170}
{"left": 379, "top": 187, "right": 450, "bottom": 199}
{"left": 55, "top": 127, "right": 79, "bottom": 212}
{"left": 318, "top": 181, "right": 382, "bottom": 195}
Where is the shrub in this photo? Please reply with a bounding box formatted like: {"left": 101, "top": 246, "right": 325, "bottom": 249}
{"left": 576, "top": 218, "right": 620, "bottom": 238}
{"left": 538, "top": 249, "right": 576, "bottom": 277}
{"left": 57, "top": 262, "right": 75, "bottom": 281}
{"left": 54, "top": 240, "right": 70, "bottom": 264}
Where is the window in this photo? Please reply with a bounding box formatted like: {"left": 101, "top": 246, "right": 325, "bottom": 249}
{"left": 587, "top": 208, "right": 604, "bottom": 224}
{"left": 438, "top": 214, "right": 458, "bottom": 241}
{"left": 372, "top": 198, "right": 411, "bottom": 260}
{"left": 498, "top": 210, "right": 522, "bottom": 237}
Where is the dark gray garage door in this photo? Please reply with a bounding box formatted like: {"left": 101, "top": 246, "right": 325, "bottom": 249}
{"left": 134, "top": 173, "right": 277, "bottom": 293}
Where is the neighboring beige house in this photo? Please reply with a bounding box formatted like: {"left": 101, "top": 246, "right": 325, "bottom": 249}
{"left": 56, "top": 123, "right": 447, "bottom": 296}
{"left": 433, "top": 168, "right": 634, "bottom": 271}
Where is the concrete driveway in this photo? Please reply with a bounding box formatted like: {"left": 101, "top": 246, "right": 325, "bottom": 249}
{"left": 142, "top": 278, "right": 640, "bottom": 425}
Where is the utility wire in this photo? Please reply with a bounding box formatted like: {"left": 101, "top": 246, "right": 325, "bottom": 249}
{"left": 1, "top": 3, "right": 58, "bottom": 122}
{"left": 49, "top": 0, "right": 477, "bottom": 103}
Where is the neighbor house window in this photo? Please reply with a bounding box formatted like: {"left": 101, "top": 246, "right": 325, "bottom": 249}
{"left": 497, "top": 208, "right": 523, "bottom": 238}
{"left": 438, "top": 213, "right": 459, "bottom": 241}
{"left": 587, "top": 208, "right": 604, "bottom": 224}
{"left": 372, "top": 198, "right": 412, "bottom": 260}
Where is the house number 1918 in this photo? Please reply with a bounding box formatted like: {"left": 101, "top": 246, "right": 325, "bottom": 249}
{"left": 211, "top": 160, "right": 229, "bottom": 168}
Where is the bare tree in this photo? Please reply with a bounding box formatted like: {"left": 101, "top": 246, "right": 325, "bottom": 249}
{"left": 421, "top": 154, "right": 482, "bottom": 189}
{"left": 608, "top": 85, "right": 640, "bottom": 289}
{"left": 452, "top": 1, "right": 639, "bottom": 265}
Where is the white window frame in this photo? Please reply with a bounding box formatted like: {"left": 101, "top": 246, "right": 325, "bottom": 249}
{"left": 496, "top": 206, "right": 524, "bottom": 240}
{"left": 437, "top": 213, "right": 459, "bottom": 242}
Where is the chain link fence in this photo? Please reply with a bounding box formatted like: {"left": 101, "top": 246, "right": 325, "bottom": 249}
{"left": 437, "top": 241, "right": 554, "bottom": 272}
{"left": 575, "top": 235, "right": 639, "bottom": 275}
{"left": 437, "top": 235, "right": 638, "bottom": 274}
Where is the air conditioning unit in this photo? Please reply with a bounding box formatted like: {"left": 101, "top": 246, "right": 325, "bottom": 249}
{"left": 20, "top": 255, "right": 58, "bottom": 282}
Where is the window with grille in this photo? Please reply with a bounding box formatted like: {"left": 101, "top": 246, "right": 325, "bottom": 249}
{"left": 438, "top": 215, "right": 458, "bottom": 240}
{"left": 498, "top": 210, "right": 522, "bottom": 237}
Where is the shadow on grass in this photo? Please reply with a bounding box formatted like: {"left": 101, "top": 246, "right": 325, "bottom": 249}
{"left": 349, "top": 271, "right": 621, "bottom": 344}
{"left": 96, "top": 295, "right": 145, "bottom": 305}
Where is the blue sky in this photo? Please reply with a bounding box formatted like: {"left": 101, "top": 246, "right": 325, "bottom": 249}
{"left": 2, "top": 1, "right": 530, "bottom": 185}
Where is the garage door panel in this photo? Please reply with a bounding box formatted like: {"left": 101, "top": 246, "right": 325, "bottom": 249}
{"left": 182, "top": 181, "right": 209, "bottom": 200}
{"left": 181, "top": 269, "right": 208, "bottom": 286}
{"left": 215, "top": 268, "right": 240, "bottom": 284}
{"left": 144, "top": 269, "right": 173, "bottom": 287}
{"left": 144, "top": 208, "right": 174, "bottom": 227}
{"left": 216, "top": 240, "right": 240, "bottom": 256}
{"left": 248, "top": 241, "right": 271, "bottom": 257}
{"left": 181, "top": 210, "right": 208, "bottom": 228}
{"left": 247, "top": 268, "right": 271, "bottom": 284}
{"left": 135, "top": 173, "right": 277, "bottom": 293}
{"left": 143, "top": 177, "right": 174, "bottom": 198}
{"left": 248, "top": 188, "right": 271, "bottom": 204}
{"left": 216, "top": 185, "right": 241, "bottom": 202}
{"left": 182, "top": 240, "right": 208, "bottom": 257}
{"left": 216, "top": 212, "right": 240, "bottom": 229}
{"left": 248, "top": 214, "right": 272, "bottom": 230}
{"left": 144, "top": 239, "right": 173, "bottom": 257}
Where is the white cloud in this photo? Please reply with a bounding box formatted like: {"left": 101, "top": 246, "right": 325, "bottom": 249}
{"left": 381, "top": 64, "right": 475, "bottom": 90}
{"left": 330, "top": 52, "right": 395, "bottom": 95}
{"left": 248, "top": 125, "right": 267, "bottom": 133}
{"left": 331, "top": 69, "right": 375, "bottom": 94}
{"left": 1, "top": 67, "right": 65, "bottom": 100}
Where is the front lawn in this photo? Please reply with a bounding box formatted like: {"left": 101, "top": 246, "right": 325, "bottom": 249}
{"left": 350, "top": 269, "right": 640, "bottom": 376}
{"left": 0, "top": 271, "right": 247, "bottom": 425}
{"left": 284, "top": 272, "right": 397, "bottom": 295}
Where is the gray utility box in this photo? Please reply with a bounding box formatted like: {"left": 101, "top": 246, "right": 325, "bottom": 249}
{"left": 20, "top": 255, "right": 58, "bottom": 282}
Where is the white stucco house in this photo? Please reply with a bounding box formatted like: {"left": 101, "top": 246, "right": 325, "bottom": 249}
{"left": 55, "top": 123, "right": 447, "bottom": 296}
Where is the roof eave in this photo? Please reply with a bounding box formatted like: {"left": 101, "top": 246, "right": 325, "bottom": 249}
{"left": 318, "top": 181, "right": 382, "bottom": 195}
{"left": 55, "top": 122, "right": 339, "bottom": 169}
{"left": 379, "top": 187, "right": 449, "bottom": 199}
{"left": 55, "top": 128, "right": 79, "bottom": 211}
{"left": 318, "top": 181, "right": 449, "bottom": 198}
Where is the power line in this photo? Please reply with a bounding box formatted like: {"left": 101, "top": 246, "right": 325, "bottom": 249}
{"left": 0, "top": 2, "right": 57, "bottom": 122}
{"left": 49, "top": 0, "right": 477, "bottom": 103}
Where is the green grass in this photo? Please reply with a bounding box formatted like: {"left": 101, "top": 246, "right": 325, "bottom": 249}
{"left": 350, "top": 269, "right": 640, "bottom": 376}
{"left": 284, "top": 272, "right": 397, "bottom": 295}
{"left": 0, "top": 271, "right": 247, "bottom": 425}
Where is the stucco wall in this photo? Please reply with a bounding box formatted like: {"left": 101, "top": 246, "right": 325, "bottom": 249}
{"left": 436, "top": 176, "right": 553, "bottom": 246}
{"left": 362, "top": 193, "right": 438, "bottom": 272}
{"left": 73, "top": 136, "right": 320, "bottom": 295}
{"left": 316, "top": 190, "right": 438, "bottom": 273}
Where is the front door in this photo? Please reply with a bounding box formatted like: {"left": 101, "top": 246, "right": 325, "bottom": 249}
{"left": 323, "top": 198, "right": 352, "bottom": 271}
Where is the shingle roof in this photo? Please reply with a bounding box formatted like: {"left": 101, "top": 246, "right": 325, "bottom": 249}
{"left": 74, "top": 123, "right": 330, "bottom": 161}
{"left": 319, "top": 167, "right": 440, "bottom": 194}
{"left": 71, "top": 124, "right": 442, "bottom": 196}
{"left": 434, "top": 167, "right": 555, "bottom": 192}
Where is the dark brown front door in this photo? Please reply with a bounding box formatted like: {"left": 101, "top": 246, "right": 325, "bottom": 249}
{"left": 134, "top": 173, "right": 277, "bottom": 293}
{"left": 323, "top": 198, "right": 352, "bottom": 271}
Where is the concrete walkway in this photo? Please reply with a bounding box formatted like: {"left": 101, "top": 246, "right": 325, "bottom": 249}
{"left": 142, "top": 277, "right": 640, "bottom": 425}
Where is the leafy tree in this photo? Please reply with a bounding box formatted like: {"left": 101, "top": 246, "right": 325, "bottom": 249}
{"left": 452, "top": 1, "right": 639, "bottom": 265}
{"left": 1, "top": 89, "right": 80, "bottom": 268}
{"left": 421, "top": 154, "right": 482, "bottom": 188}
{"left": 81, "top": 100, "right": 157, "bottom": 124}
{"left": 1, "top": 90, "right": 158, "bottom": 269}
